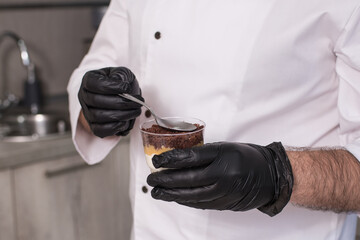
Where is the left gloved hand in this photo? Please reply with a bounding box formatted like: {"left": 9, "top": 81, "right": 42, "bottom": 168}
{"left": 147, "top": 142, "right": 293, "bottom": 217}
{"left": 78, "top": 67, "right": 143, "bottom": 138}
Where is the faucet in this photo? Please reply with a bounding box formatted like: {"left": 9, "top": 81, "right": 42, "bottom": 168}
{"left": 0, "top": 31, "right": 41, "bottom": 115}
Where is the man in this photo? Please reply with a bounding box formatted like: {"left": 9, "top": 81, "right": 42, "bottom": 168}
{"left": 68, "top": 0, "right": 360, "bottom": 239}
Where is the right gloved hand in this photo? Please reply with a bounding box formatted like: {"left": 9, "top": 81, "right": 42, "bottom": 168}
{"left": 147, "top": 142, "right": 293, "bottom": 217}
{"left": 78, "top": 67, "right": 143, "bottom": 138}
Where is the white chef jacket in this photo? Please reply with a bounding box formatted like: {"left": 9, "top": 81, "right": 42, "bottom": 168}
{"left": 67, "top": 0, "right": 360, "bottom": 239}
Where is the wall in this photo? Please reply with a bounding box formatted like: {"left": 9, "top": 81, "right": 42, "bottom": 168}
{"left": 0, "top": 1, "right": 103, "bottom": 102}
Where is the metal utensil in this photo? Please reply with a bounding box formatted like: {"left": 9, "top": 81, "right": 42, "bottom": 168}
{"left": 118, "top": 93, "right": 197, "bottom": 132}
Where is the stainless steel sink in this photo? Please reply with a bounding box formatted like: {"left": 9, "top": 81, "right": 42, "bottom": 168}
{"left": 0, "top": 113, "right": 70, "bottom": 142}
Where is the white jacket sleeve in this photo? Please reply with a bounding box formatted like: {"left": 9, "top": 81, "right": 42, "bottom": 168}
{"left": 67, "top": 0, "right": 129, "bottom": 164}
{"left": 334, "top": 5, "right": 360, "bottom": 161}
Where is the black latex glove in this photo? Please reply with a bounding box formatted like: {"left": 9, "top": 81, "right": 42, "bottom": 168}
{"left": 78, "top": 67, "right": 143, "bottom": 138}
{"left": 147, "top": 142, "right": 293, "bottom": 217}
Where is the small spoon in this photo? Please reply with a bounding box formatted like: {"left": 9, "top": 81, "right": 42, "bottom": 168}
{"left": 118, "top": 93, "right": 197, "bottom": 132}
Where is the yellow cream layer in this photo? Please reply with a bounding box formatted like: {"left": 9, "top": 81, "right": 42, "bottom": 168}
{"left": 143, "top": 142, "right": 204, "bottom": 155}
{"left": 143, "top": 145, "right": 173, "bottom": 155}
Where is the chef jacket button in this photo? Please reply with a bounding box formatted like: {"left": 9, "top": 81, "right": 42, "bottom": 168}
{"left": 145, "top": 109, "right": 152, "bottom": 118}
{"left": 154, "top": 31, "right": 161, "bottom": 39}
{"left": 142, "top": 186, "right": 148, "bottom": 193}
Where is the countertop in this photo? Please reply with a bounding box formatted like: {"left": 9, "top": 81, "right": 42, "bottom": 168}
{"left": 0, "top": 95, "right": 79, "bottom": 170}
{"left": 0, "top": 133, "right": 77, "bottom": 170}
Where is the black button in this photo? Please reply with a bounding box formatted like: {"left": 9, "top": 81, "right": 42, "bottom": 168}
{"left": 154, "top": 31, "right": 161, "bottom": 39}
{"left": 145, "top": 109, "right": 152, "bottom": 118}
{"left": 142, "top": 186, "right": 148, "bottom": 193}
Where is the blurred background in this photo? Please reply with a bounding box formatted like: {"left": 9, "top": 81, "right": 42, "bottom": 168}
{"left": 0, "top": 0, "right": 106, "bottom": 102}
{"left": 0, "top": 1, "right": 134, "bottom": 240}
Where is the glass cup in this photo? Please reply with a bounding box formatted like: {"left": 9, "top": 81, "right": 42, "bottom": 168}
{"left": 140, "top": 117, "right": 205, "bottom": 172}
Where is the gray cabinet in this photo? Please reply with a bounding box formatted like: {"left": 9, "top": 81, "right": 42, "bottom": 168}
{"left": 0, "top": 137, "right": 132, "bottom": 240}
{"left": 0, "top": 169, "right": 16, "bottom": 240}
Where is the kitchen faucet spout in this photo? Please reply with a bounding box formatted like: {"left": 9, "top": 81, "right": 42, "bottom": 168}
{"left": 0, "top": 31, "right": 41, "bottom": 114}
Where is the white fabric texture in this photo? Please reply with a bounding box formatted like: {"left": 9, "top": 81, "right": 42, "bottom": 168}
{"left": 67, "top": 0, "right": 360, "bottom": 239}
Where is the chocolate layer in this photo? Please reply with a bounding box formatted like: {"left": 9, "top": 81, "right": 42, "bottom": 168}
{"left": 141, "top": 124, "right": 204, "bottom": 150}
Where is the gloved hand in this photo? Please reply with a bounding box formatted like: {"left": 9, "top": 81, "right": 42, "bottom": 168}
{"left": 78, "top": 67, "right": 143, "bottom": 138}
{"left": 147, "top": 142, "right": 293, "bottom": 217}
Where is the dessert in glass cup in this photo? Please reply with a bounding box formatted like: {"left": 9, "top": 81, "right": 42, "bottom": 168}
{"left": 140, "top": 117, "right": 205, "bottom": 172}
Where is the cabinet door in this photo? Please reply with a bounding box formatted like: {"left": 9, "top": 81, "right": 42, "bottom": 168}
{"left": 13, "top": 140, "right": 132, "bottom": 240}
{"left": 0, "top": 169, "right": 16, "bottom": 240}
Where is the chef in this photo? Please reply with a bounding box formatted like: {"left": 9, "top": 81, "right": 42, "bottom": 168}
{"left": 67, "top": 0, "right": 360, "bottom": 239}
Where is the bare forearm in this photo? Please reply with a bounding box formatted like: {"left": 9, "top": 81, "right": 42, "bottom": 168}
{"left": 287, "top": 147, "right": 360, "bottom": 213}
